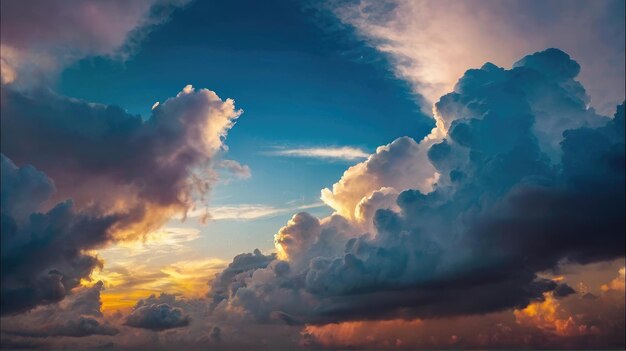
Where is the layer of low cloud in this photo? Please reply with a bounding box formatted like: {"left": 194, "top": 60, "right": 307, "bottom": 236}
{"left": 269, "top": 146, "right": 369, "bottom": 160}
{"left": 1, "top": 282, "right": 118, "bottom": 340}
{"left": 304, "top": 264, "right": 625, "bottom": 349}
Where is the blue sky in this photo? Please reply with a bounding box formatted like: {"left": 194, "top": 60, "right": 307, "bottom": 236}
{"left": 57, "top": 0, "right": 434, "bottom": 257}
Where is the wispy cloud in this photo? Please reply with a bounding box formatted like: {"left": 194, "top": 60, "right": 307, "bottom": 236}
{"left": 187, "top": 202, "right": 326, "bottom": 221}
{"left": 218, "top": 159, "right": 251, "bottom": 180}
{"left": 330, "top": 0, "right": 624, "bottom": 116}
{"left": 269, "top": 146, "right": 369, "bottom": 160}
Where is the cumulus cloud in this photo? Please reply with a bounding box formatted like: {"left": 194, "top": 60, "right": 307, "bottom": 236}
{"left": 270, "top": 146, "right": 369, "bottom": 161}
{"left": 1, "top": 84, "right": 241, "bottom": 314}
{"left": 321, "top": 137, "right": 439, "bottom": 221}
{"left": 210, "top": 49, "right": 625, "bottom": 329}
{"left": 2, "top": 85, "right": 241, "bottom": 239}
{"left": 329, "top": 0, "right": 625, "bottom": 116}
{"left": 1, "top": 155, "right": 114, "bottom": 315}
{"left": 0, "top": 0, "right": 189, "bottom": 86}
{"left": 208, "top": 249, "right": 277, "bottom": 311}
{"left": 353, "top": 187, "right": 399, "bottom": 231}
{"left": 125, "top": 303, "right": 191, "bottom": 331}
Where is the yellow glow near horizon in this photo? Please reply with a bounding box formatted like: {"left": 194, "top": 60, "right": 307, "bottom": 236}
{"left": 81, "top": 226, "right": 228, "bottom": 313}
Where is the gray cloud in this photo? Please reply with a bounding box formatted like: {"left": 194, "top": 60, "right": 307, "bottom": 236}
{"left": 125, "top": 303, "right": 191, "bottom": 332}
{"left": 1, "top": 84, "right": 241, "bottom": 315}
{"left": 1, "top": 281, "right": 119, "bottom": 338}
{"left": 211, "top": 49, "right": 625, "bottom": 326}
{"left": 1, "top": 155, "right": 116, "bottom": 315}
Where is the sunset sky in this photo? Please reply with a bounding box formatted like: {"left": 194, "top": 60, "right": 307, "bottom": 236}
{"left": 1, "top": 0, "right": 625, "bottom": 350}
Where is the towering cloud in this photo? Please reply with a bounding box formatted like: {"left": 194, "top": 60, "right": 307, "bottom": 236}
{"left": 211, "top": 49, "right": 625, "bottom": 327}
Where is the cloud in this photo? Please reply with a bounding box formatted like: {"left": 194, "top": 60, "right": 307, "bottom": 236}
{"left": 329, "top": 0, "right": 625, "bottom": 116}
{"left": 210, "top": 49, "right": 625, "bottom": 329}
{"left": 0, "top": 84, "right": 241, "bottom": 314}
{"left": 186, "top": 202, "right": 325, "bottom": 221}
{"left": 0, "top": 0, "right": 189, "bottom": 86}
{"left": 601, "top": 267, "right": 625, "bottom": 292}
{"left": 353, "top": 187, "right": 399, "bottom": 231}
{"left": 321, "top": 136, "right": 439, "bottom": 221}
{"left": 1, "top": 155, "right": 115, "bottom": 315}
{"left": 1, "top": 281, "right": 119, "bottom": 338}
{"left": 269, "top": 146, "right": 369, "bottom": 160}
{"left": 125, "top": 303, "right": 191, "bottom": 331}
{"left": 304, "top": 290, "right": 625, "bottom": 349}
{"left": 2, "top": 85, "right": 241, "bottom": 239}
{"left": 218, "top": 159, "right": 252, "bottom": 180}
{"left": 208, "top": 249, "right": 277, "bottom": 311}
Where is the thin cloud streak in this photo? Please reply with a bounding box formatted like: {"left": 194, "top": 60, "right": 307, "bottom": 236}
{"left": 187, "top": 202, "right": 326, "bottom": 221}
{"left": 269, "top": 146, "right": 369, "bottom": 160}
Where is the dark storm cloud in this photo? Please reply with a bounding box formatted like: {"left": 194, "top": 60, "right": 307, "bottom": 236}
{"left": 210, "top": 49, "right": 625, "bottom": 324}
{"left": 1, "top": 155, "right": 117, "bottom": 315}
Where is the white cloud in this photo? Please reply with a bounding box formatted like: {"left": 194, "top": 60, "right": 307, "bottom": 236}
{"left": 187, "top": 202, "right": 326, "bottom": 221}
{"left": 320, "top": 136, "right": 439, "bottom": 221}
{"left": 269, "top": 146, "right": 369, "bottom": 160}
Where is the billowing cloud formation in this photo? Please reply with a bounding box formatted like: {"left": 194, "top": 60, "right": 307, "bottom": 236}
{"left": 330, "top": 0, "right": 625, "bottom": 116}
{"left": 209, "top": 249, "right": 276, "bottom": 311}
{"left": 2, "top": 85, "right": 241, "bottom": 239}
{"left": 211, "top": 49, "right": 625, "bottom": 326}
{"left": 321, "top": 137, "right": 439, "bottom": 222}
{"left": 1, "top": 155, "right": 113, "bottom": 315}
{"left": 0, "top": 0, "right": 189, "bottom": 86}
{"left": 1, "top": 85, "right": 241, "bottom": 314}
{"left": 125, "top": 297, "right": 191, "bottom": 331}
{"left": 321, "top": 49, "right": 606, "bottom": 223}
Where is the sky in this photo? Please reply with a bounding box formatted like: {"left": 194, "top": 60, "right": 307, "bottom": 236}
{"left": 0, "top": 0, "right": 624, "bottom": 350}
